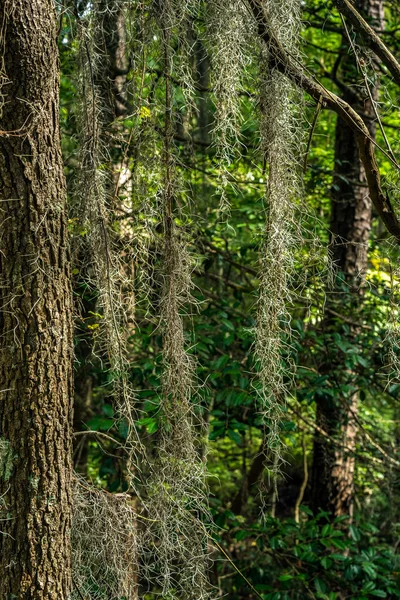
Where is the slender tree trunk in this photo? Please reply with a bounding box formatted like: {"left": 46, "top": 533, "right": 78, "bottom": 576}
{"left": 231, "top": 438, "right": 266, "bottom": 515}
{"left": 311, "top": 0, "right": 383, "bottom": 518}
{"left": 99, "top": 0, "right": 130, "bottom": 121}
{"left": 0, "top": 1, "right": 73, "bottom": 597}
{"left": 73, "top": 293, "right": 95, "bottom": 475}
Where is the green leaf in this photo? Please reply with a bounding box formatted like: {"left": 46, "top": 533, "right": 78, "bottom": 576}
{"left": 103, "top": 404, "right": 114, "bottom": 418}
{"left": 330, "top": 538, "right": 348, "bottom": 550}
{"left": 209, "top": 428, "right": 224, "bottom": 440}
{"left": 118, "top": 420, "right": 128, "bottom": 440}
{"left": 279, "top": 574, "right": 293, "bottom": 581}
{"left": 349, "top": 524, "right": 361, "bottom": 542}
{"left": 330, "top": 553, "right": 347, "bottom": 562}
{"left": 362, "top": 582, "right": 376, "bottom": 592}
{"left": 86, "top": 417, "right": 114, "bottom": 432}
{"left": 221, "top": 318, "right": 235, "bottom": 331}
{"left": 147, "top": 419, "right": 158, "bottom": 434}
{"left": 321, "top": 557, "right": 332, "bottom": 569}
{"left": 321, "top": 524, "right": 333, "bottom": 537}
{"left": 314, "top": 577, "right": 328, "bottom": 594}
{"left": 300, "top": 505, "right": 313, "bottom": 516}
{"left": 362, "top": 562, "right": 377, "bottom": 578}
{"left": 227, "top": 429, "right": 242, "bottom": 445}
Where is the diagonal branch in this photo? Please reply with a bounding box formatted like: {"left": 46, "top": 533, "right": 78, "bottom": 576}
{"left": 245, "top": 0, "right": 400, "bottom": 244}
{"left": 333, "top": 0, "right": 400, "bottom": 86}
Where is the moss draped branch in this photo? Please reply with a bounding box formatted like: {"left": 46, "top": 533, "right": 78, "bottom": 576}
{"left": 246, "top": 0, "right": 400, "bottom": 243}
{"left": 333, "top": 0, "right": 400, "bottom": 87}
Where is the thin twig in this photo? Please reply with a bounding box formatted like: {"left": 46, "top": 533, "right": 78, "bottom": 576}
{"left": 72, "top": 578, "right": 86, "bottom": 600}
{"left": 304, "top": 94, "right": 323, "bottom": 173}
{"left": 73, "top": 430, "right": 122, "bottom": 446}
{"left": 294, "top": 431, "right": 308, "bottom": 523}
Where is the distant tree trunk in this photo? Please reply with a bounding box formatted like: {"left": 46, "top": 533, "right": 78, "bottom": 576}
{"left": 99, "top": 0, "right": 130, "bottom": 121}
{"left": 0, "top": 1, "right": 73, "bottom": 597}
{"left": 73, "top": 287, "right": 96, "bottom": 475}
{"left": 311, "top": 0, "right": 383, "bottom": 518}
{"left": 231, "top": 438, "right": 266, "bottom": 515}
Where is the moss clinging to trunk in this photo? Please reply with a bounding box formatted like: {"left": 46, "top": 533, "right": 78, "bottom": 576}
{"left": 0, "top": 438, "right": 16, "bottom": 482}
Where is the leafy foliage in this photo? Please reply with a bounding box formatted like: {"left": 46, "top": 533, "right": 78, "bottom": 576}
{"left": 56, "top": 0, "right": 400, "bottom": 597}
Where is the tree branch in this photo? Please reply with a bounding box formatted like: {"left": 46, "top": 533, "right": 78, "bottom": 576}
{"left": 245, "top": 0, "right": 400, "bottom": 243}
{"left": 333, "top": 0, "right": 400, "bottom": 86}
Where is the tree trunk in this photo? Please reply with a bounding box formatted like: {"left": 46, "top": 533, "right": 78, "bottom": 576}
{"left": 99, "top": 0, "right": 130, "bottom": 121}
{"left": 231, "top": 438, "right": 266, "bottom": 515}
{"left": 0, "top": 1, "right": 73, "bottom": 597}
{"left": 311, "top": 0, "right": 383, "bottom": 518}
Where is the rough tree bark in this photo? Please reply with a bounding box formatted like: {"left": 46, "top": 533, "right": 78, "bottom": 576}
{"left": 310, "top": 0, "right": 384, "bottom": 518}
{"left": 0, "top": 1, "right": 73, "bottom": 597}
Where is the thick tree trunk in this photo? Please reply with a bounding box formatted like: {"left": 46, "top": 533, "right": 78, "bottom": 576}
{"left": 311, "top": 0, "right": 383, "bottom": 518}
{"left": 0, "top": 1, "right": 73, "bottom": 597}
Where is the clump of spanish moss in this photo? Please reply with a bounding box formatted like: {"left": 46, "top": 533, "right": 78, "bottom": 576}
{"left": 141, "top": 9, "right": 212, "bottom": 596}
{"left": 71, "top": 3, "right": 141, "bottom": 467}
{"left": 123, "top": 0, "right": 201, "bottom": 309}
{"left": 71, "top": 477, "right": 137, "bottom": 600}
{"left": 375, "top": 153, "right": 400, "bottom": 384}
{"left": 384, "top": 256, "right": 400, "bottom": 385}
{"left": 253, "top": 0, "right": 304, "bottom": 465}
{"left": 206, "top": 0, "right": 252, "bottom": 162}
{"left": 142, "top": 229, "right": 211, "bottom": 599}
{"left": 205, "top": 0, "right": 254, "bottom": 219}
{"left": 155, "top": 0, "right": 200, "bottom": 109}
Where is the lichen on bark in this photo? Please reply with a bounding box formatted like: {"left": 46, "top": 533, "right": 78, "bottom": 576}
{"left": 0, "top": 438, "right": 16, "bottom": 481}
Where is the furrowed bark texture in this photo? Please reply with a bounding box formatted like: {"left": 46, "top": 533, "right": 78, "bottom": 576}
{"left": 0, "top": 1, "right": 73, "bottom": 597}
{"left": 311, "top": 0, "right": 383, "bottom": 518}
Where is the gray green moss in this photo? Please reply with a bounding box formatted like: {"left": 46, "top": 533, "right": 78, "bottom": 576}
{"left": 0, "top": 437, "right": 17, "bottom": 481}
